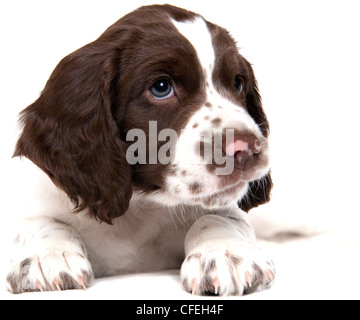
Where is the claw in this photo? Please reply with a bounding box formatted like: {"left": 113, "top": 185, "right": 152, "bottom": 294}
{"left": 191, "top": 279, "right": 198, "bottom": 295}
{"left": 213, "top": 277, "right": 220, "bottom": 295}
{"left": 245, "top": 271, "right": 252, "bottom": 288}
{"left": 35, "top": 280, "right": 44, "bottom": 292}
{"left": 265, "top": 270, "right": 275, "bottom": 282}
{"left": 53, "top": 279, "right": 61, "bottom": 291}
{"left": 77, "top": 275, "right": 87, "bottom": 290}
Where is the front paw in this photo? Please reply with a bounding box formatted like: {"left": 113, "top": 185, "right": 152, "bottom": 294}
{"left": 181, "top": 241, "right": 275, "bottom": 296}
{"left": 6, "top": 247, "right": 94, "bottom": 294}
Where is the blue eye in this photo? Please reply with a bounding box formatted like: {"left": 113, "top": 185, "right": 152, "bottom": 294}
{"left": 150, "top": 79, "right": 174, "bottom": 99}
{"left": 235, "top": 76, "right": 243, "bottom": 93}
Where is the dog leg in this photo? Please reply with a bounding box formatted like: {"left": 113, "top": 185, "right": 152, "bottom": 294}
{"left": 6, "top": 217, "right": 93, "bottom": 293}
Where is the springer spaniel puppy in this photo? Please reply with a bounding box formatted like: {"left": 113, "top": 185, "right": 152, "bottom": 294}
{"left": 6, "top": 4, "right": 274, "bottom": 296}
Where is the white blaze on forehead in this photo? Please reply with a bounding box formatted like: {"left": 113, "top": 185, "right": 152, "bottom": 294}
{"left": 171, "top": 17, "right": 215, "bottom": 79}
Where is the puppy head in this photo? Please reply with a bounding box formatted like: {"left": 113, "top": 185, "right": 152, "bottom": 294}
{"left": 14, "top": 5, "right": 272, "bottom": 223}
{"left": 117, "top": 5, "right": 272, "bottom": 210}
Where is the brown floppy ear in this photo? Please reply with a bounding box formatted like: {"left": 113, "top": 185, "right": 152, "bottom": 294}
{"left": 238, "top": 172, "right": 272, "bottom": 212}
{"left": 238, "top": 61, "right": 272, "bottom": 211}
{"left": 244, "top": 60, "right": 270, "bottom": 139}
{"left": 14, "top": 41, "right": 132, "bottom": 224}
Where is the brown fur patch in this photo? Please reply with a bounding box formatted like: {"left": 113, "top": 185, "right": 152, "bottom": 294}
{"left": 189, "top": 182, "right": 204, "bottom": 194}
{"left": 211, "top": 118, "right": 222, "bottom": 127}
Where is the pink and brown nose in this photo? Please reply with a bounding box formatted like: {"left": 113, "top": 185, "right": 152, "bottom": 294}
{"left": 223, "top": 133, "right": 262, "bottom": 169}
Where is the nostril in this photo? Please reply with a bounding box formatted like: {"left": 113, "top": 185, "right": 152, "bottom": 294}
{"left": 254, "top": 139, "right": 262, "bottom": 154}
{"left": 234, "top": 150, "right": 244, "bottom": 162}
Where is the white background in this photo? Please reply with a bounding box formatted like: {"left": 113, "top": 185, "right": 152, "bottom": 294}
{"left": 1, "top": 0, "right": 360, "bottom": 299}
